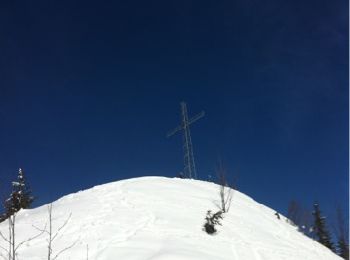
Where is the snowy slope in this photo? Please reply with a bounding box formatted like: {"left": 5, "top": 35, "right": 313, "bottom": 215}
{"left": 0, "top": 177, "right": 341, "bottom": 260}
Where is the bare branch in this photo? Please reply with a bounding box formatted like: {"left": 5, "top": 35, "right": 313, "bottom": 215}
{"left": 15, "top": 226, "right": 46, "bottom": 251}
{"left": 0, "top": 230, "right": 10, "bottom": 243}
{"left": 52, "top": 213, "right": 72, "bottom": 242}
{"left": 216, "top": 160, "right": 234, "bottom": 213}
{"left": 0, "top": 244, "right": 9, "bottom": 254}
{"left": 43, "top": 203, "right": 76, "bottom": 260}
{"left": 32, "top": 223, "right": 48, "bottom": 234}
{"left": 52, "top": 240, "right": 78, "bottom": 260}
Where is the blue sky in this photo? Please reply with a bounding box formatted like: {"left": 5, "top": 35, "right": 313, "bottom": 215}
{"left": 0, "top": 0, "right": 348, "bottom": 221}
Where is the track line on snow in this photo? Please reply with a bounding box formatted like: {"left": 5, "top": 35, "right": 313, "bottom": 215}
{"left": 94, "top": 183, "right": 158, "bottom": 259}
{"left": 113, "top": 183, "right": 156, "bottom": 240}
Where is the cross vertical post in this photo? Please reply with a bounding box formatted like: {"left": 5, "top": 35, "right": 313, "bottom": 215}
{"left": 167, "top": 102, "right": 204, "bottom": 179}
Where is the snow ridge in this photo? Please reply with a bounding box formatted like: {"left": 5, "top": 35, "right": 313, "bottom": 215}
{"left": 0, "top": 177, "right": 341, "bottom": 260}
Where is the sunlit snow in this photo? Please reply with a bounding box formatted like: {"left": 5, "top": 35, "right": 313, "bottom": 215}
{"left": 0, "top": 177, "right": 341, "bottom": 259}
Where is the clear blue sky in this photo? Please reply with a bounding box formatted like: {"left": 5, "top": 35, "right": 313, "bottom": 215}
{"left": 0, "top": 0, "right": 348, "bottom": 220}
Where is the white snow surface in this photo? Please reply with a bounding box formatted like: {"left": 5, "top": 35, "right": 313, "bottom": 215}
{"left": 0, "top": 176, "right": 341, "bottom": 260}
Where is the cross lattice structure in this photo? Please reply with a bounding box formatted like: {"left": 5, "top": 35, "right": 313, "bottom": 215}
{"left": 167, "top": 102, "right": 205, "bottom": 179}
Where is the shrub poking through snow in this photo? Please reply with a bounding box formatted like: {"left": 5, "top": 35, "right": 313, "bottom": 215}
{"left": 216, "top": 162, "right": 233, "bottom": 213}
{"left": 203, "top": 161, "right": 235, "bottom": 235}
{"left": 203, "top": 210, "right": 223, "bottom": 234}
{"left": 275, "top": 212, "right": 280, "bottom": 219}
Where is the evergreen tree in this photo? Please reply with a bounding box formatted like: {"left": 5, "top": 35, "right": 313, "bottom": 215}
{"left": 337, "top": 236, "right": 349, "bottom": 260}
{"left": 335, "top": 207, "right": 349, "bottom": 260}
{"left": 4, "top": 168, "right": 34, "bottom": 218}
{"left": 203, "top": 210, "right": 223, "bottom": 234}
{"left": 312, "top": 203, "right": 334, "bottom": 251}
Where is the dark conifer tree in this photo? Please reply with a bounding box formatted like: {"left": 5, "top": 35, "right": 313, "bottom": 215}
{"left": 335, "top": 207, "right": 349, "bottom": 260}
{"left": 312, "top": 203, "right": 334, "bottom": 251}
{"left": 203, "top": 210, "right": 223, "bottom": 234}
{"left": 4, "top": 168, "right": 34, "bottom": 218}
{"left": 337, "top": 236, "right": 349, "bottom": 260}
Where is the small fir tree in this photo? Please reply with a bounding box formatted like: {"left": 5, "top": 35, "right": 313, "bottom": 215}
{"left": 4, "top": 168, "right": 34, "bottom": 218}
{"left": 337, "top": 236, "right": 349, "bottom": 260}
{"left": 203, "top": 210, "right": 223, "bottom": 234}
{"left": 312, "top": 203, "right": 334, "bottom": 251}
{"left": 335, "top": 207, "right": 349, "bottom": 260}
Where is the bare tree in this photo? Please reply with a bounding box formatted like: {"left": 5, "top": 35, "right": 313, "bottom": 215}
{"left": 216, "top": 161, "right": 234, "bottom": 213}
{"left": 203, "top": 161, "right": 235, "bottom": 235}
{"left": 0, "top": 212, "right": 45, "bottom": 260}
{"left": 33, "top": 203, "right": 77, "bottom": 260}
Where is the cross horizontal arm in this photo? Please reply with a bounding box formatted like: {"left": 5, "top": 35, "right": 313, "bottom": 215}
{"left": 188, "top": 111, "right": 205, "bottom": 125}
{"left": 166, "top": 125, "right": 183, "bottom": 138}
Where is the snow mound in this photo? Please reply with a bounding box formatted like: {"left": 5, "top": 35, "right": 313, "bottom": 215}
{"left": 0, "top": 176, "right": 341, "bottom": 259}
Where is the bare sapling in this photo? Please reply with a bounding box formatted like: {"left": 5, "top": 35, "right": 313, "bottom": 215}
{"left": 33, "top": 203, "right": 77, "bottom": 260}
{"left": 216, "top": 161, "right": 234, "bottom": 213}
{"left": 0, "top": 212, "right": 45, "bottom": 260}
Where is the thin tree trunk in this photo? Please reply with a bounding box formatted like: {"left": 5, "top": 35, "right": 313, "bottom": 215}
{"left": 8, "top": 217, "right": 12, "bottom": 260}
{"left": 12, "top": 215, "right": 15, "bottom": 260}
{"left": 48, "top": 205, "right": 52, "bottom": 260}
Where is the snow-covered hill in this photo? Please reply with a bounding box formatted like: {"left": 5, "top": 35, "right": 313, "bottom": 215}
{"left": 0, "top": 177, "right": 341, "bottom": 259}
